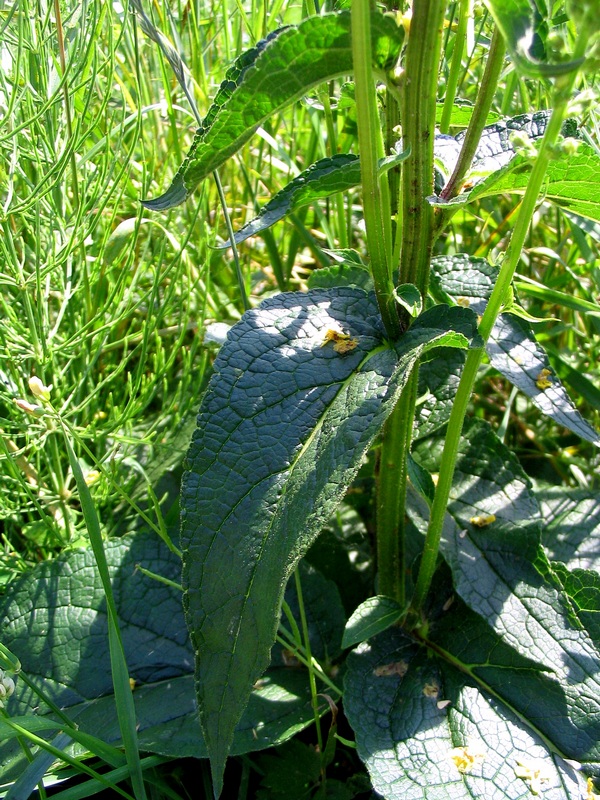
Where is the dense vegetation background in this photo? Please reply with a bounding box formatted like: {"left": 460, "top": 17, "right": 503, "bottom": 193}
{"left": 0, "top": 0, "right": 599, "bottom": 797}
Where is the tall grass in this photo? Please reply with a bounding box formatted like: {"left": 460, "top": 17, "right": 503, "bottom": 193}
{"left": 0, "top": 0, "right": 312, "bottom": 578}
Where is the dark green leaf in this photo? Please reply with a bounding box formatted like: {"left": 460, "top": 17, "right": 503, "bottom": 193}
{"left": 181, "top": 289, "right": 481, "bottom": 790}
{"left": 539, "top": 488, "right": 600, "bottom": 571}
{"left": 552, "top": 563, "right": 600, "bottom": 645}
{"left": 411, "top": 421, "right": 600, "bottom": 766}
{"left": 342, "top": 596, "right": 404, "bottom": 649}
{"left": 344, "top": 626, "right": 586, "bottom": 800}
{"left": 0, "top": 534, "right": 319, "bottom": 783}
{"left": 308, "top": 263, "right": 374, "bottom": 292}
{"left": 142, "top": 12, "right": 404, "bottom": 210}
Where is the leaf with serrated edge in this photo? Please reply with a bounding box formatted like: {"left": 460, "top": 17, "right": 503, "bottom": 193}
{"left": 344, "top": 626, "right": 586, "bottom": 800}
{"left": 142, "top": 12, "right": 403, "bottom": 210}
{"left": 540, "top": 488, "right": 600, "bottom": 571}
{"left": 221, "top": 154, "right": 360, "bottom": 247}
{"left": 181, "top": 289, "right": 481, "bottom": 791}
{"left": 410, "top": 420, "right": 600, "bottom": 765}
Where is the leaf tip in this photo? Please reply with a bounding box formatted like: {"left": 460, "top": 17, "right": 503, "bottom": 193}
{"left": 140, "top": 174, "right": 188, "bottom": 211}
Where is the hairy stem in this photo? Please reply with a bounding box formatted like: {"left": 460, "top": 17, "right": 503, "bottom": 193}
{"left": 351, "top": 0, "right": 400, "bottom": 339}
{"left": 399, "top": 0, "right": 446, "bottom": 293}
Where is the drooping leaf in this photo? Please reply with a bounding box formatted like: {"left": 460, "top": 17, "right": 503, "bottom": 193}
{"left": 221, "top": 155, "right": 360, "bottom": 247}
{"left": 142, "top": 12, "right": 404, "bottom": 210}
{"left": 344, "top": 625, "right": 586, "bottom": 800}
{"left": 430, "top": 254, "right": 600, "bottom": 444}
{"left": 539, "top": 487, "right": 600, "bottom": 571}
{"left": 181, "top": 288, "right": 481, "bottom": 791}
{"left": 482, "top": 0, "right": 583, "bottom": 77}
{"left": 0, "top": 533, "right": 321, "bottom": 783}
{"left": 411, "top": 420, "right": 600, "bottom": 766}
{"left": 487, "top": 312, "right": 600, "bottom": 445}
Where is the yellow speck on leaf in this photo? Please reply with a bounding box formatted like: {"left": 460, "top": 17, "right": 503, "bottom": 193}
{"left": 456, "top": 296, "right": 471, "bottom": 307}
{"left": 587, "top": 777, "right": 600, "bottom": 800}
{"left": 450, "top": 745, "right": 486, "bottom": 774}
{"left": 513, "top": 758, "right": 551, "bottom": 795}
{"left": 535, "top": 368, "right": 552, "bottom": 390}
{"left": 423, "top": 681, "right": 439, "bottom": 698}
{"left": 470, "top": 514, "right": 496, "bottom": 528}
{"left": 129, "top": 678, "right": 136, "bottom": 691}
{"left": 321, "top": 328, "right": 359, "bottom": 354}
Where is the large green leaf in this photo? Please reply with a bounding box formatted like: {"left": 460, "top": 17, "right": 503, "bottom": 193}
{"left": 181, "top": 288, "right": 481, "bottom": 791}
{"left": 142, "top": 12, "right": 404, "bottom": 210}
{"left": 411, "top": 420, "right": 600, "bottom": 767}
{"left": 0, "top": 533, "right": 320, "bottom": 784}
{"left": 344, "top": 624, "right": 586, "bottom": 800}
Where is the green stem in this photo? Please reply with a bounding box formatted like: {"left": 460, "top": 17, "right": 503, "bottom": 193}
{"left": 439, "top": 0, "right": 472, "bottom": 134}
{"left": 294, "top": 570, "right": 324, "bottom": 756}
{"left": 439, "top": 26, "right": 505, "bottom": 201}
{"left": 375, "top": 0, "right": 446, "bottom": 604}
{"left": 409, "top": 33, "right": 590, "bottom": 622}
{"left": 351, "top": 0, "right": 400, "bottom": 339}
{"left": 399, "top": 0, "right": 446, "bottom": 294}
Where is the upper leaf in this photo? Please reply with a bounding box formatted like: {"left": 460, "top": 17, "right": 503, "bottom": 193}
{"left": 482, "top": 0, "right": 583, "bottom": 77}
{"left": 142, "top": 12, "right": 404, "bottom": 210}
{"left": 432, "top": 143, "right": 600, "bottom": 227}
{"left": 180, "top": 289, "right": 481, "bottom": 792}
